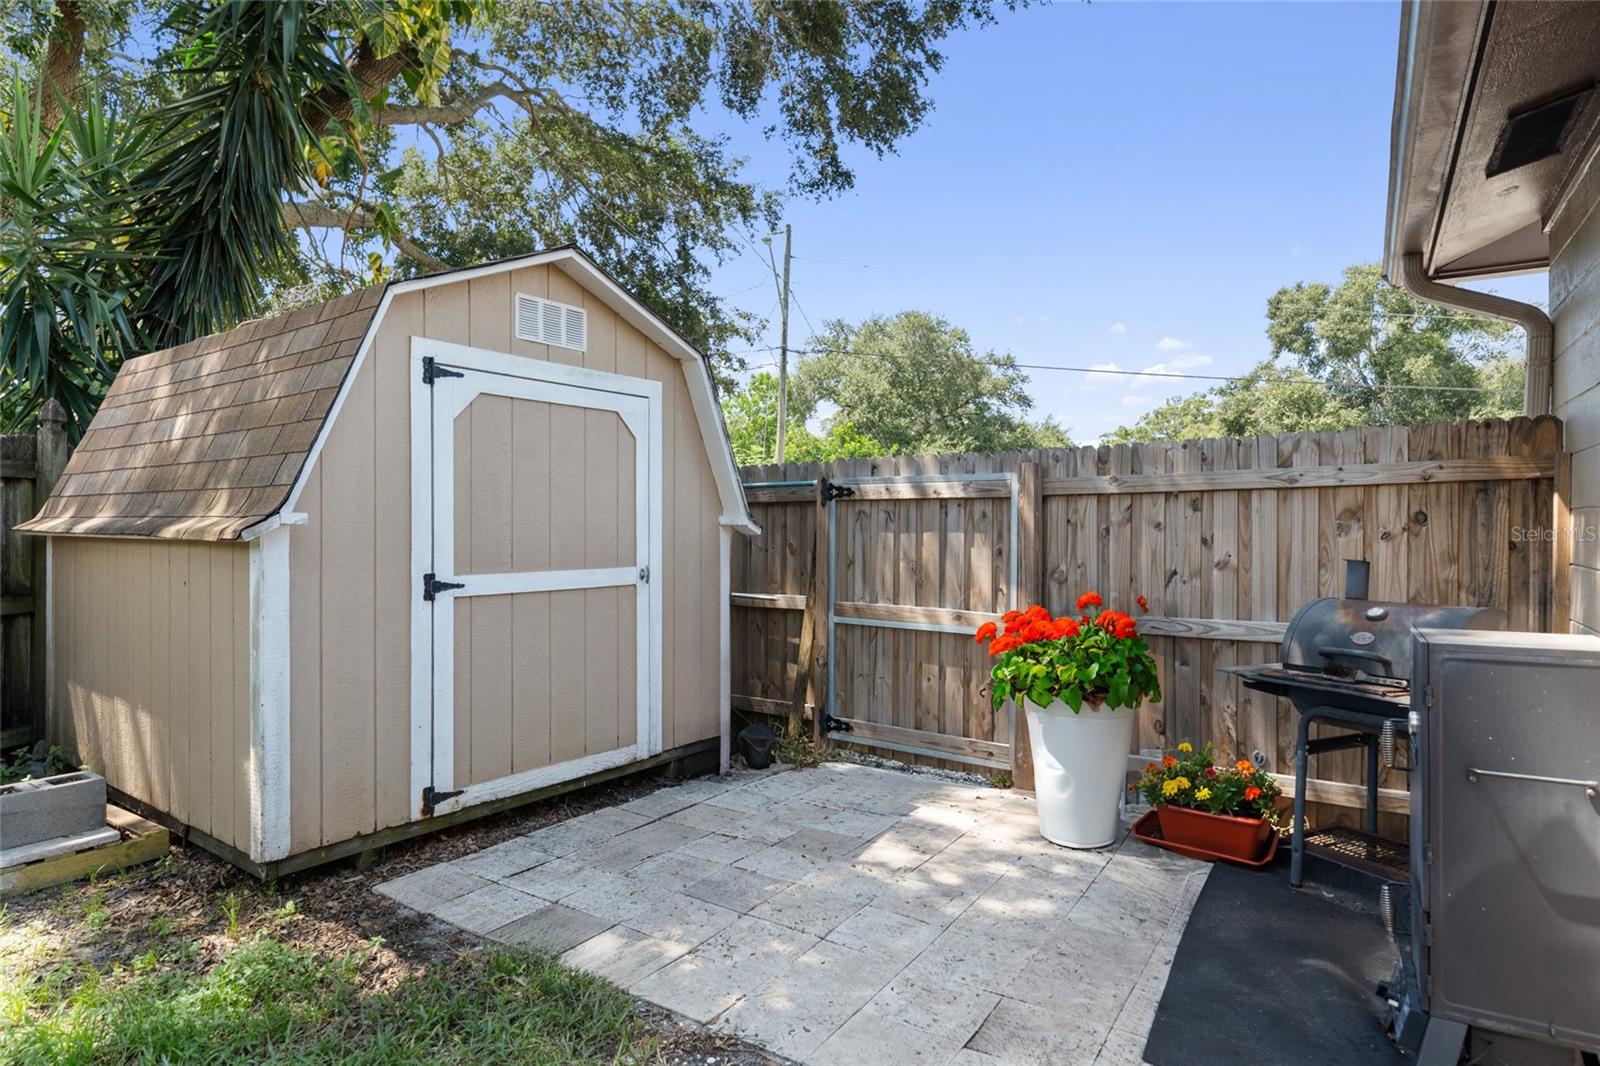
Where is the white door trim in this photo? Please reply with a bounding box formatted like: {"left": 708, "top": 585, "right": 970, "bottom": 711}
{"left": 408, "top": 337, "right": 663, "bottom": 820}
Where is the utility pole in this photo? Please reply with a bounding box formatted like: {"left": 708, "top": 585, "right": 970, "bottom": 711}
{"left": 772, "top": 224, "right": 793, "bottom": 463}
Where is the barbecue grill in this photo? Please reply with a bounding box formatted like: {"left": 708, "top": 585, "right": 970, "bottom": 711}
{"left": 1223, "top": 560, "right": 1505, "bottom": 886}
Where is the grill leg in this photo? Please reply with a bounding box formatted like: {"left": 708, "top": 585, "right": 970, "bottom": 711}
{"left": 1291, "top": 711, "right": 1313, "bottom": 887}
{"left": 1415, "top": 1018, "right": 1468, "bottom": 1066}
{"left": 1366, "top": 735, "right": 1380, "bottom": 835}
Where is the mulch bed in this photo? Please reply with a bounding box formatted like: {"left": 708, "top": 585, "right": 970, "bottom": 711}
{"left": 3, "top": 769, "right": 785, "bottom": 1065}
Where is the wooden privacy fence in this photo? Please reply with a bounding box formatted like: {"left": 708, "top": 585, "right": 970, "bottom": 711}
{"left": 1, "top": 401, "right": 72, "bottom": 749}
{"left": 731, "top": 416, "right": 1565, "bottom": 823}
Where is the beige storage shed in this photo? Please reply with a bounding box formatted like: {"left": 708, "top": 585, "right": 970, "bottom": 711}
{"left": 18, "top": 247, "right": 757, "bottom": 875}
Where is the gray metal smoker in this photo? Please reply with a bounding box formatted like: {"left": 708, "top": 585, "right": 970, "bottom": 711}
{"left": 1384, "top": 628, "right": 1600, "bottom": 1063}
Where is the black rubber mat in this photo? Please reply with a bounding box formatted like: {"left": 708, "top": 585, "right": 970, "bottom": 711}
{"left": 1141, "top": 861, "right": 1408, "bottom": 1066}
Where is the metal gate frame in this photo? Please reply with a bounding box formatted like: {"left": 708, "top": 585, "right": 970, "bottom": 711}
{"left": 822, "top": 472, "right": 1019, "bottom": 769}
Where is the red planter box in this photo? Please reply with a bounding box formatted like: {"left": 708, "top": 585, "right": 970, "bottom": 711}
{"left": 1156, "top": 803, "right": 1272, "bottom": 861}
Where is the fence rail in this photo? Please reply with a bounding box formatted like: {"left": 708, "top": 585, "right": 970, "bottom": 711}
{"left": 1, "top": 401, "right": 71, "bottom": 749}
{"left": 731, "top": 416, "right": 1565, "bottom": 831}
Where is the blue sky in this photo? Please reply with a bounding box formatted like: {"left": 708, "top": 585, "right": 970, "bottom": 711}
{"left": 706, "top": 1, "right": 1545, "bottom": 443}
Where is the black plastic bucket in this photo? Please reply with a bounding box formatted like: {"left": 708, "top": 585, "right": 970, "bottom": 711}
{"left": 737, "top": 722, "right": 777, "bottom": 769}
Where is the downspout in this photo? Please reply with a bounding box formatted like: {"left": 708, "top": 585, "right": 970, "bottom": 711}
{"left": 1396, "top": 252, "right": 1553, "bottom": 416}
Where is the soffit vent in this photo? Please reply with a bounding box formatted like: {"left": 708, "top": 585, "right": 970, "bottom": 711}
{"left": 515, "top": 293, "right": 588, "bottom": 351}
{"left": 1485, "top": 82, "right": 1596, "bottom": 178}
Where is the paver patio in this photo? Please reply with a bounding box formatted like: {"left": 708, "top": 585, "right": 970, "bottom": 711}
{"left": 377, "top": 763, "right": 1206, "bottom": 1065}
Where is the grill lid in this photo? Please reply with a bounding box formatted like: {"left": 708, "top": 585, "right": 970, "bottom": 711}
{"left": 1279, "top": 598, "right": 1505, "bottom": 684}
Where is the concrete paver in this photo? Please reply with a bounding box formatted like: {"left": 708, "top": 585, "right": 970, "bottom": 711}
{"left": 377, "top": 763, "right": 1207, "bottom": 1065}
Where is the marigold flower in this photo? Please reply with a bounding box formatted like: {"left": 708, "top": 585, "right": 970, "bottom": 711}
{"left": 1177, "top": 742, "right": 1193, "bottom": 753}
{"left": 1195, "top": 787, "right": 1212, "bottom": 801}
{"left": 1172, "top": 776, "right": 1190, "bottom": 790}
{"left": 1162, "top": 754, "right": 1177, "bottom": 768}
{"left": 1077, "top": 591, "right": 1103, "bottom": 610}
{"left": 1235, "top": 759, "right": 1254, "bottom": 774}
{"left": 1145, "top": 762, "right": 1160, "bottom": 774}
{"left": 974, "top": 621, "right": 998, "bottom": 643}
{"left": 1244, "top": 785, "right": 1262, "bottom": 802}
{"left": 1160, "top": 778, "right": 1181, "bottom": 798}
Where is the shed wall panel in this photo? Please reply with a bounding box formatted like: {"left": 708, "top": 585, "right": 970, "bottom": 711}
{"left": 287, "top": 272, "right": 723, "bottom": 849}
{"left": 50, "top": 537, "right": 251, "bottom": 851}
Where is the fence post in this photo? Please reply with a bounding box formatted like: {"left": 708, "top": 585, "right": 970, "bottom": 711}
{"left": 30, "top": 399, "right": 69, "bottom": 743}
{"left": 806, "top": 479, "right": 832, "bottom": 745}
{"left": 1011, "top": 461, "right": 1041, "bottom": 791}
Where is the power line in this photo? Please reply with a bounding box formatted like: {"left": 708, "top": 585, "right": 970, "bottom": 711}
{"left": 777, "top": 345, "right": 1506, "bottom": 395}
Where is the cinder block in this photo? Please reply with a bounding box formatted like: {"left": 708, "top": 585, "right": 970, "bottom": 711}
{"left": 0, "top": 772, "right": 107, "bottom": 850}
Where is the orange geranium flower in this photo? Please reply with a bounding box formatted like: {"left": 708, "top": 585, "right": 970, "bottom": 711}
{"left": 1244, "top": 785, "right": 1262, "bottom": 802}
{"left": 1112, "top": 615, "right": 1138, "bottom": 639}
{"left": 1137, "top": 594, "right": 1149, "bottom": 613}
{"left": 1162, "top": 754, "right": 1178, "bottom": 768}
{"left": 974, "top": 621, "right": 998, "bottom": 643}
{"left": 1077, "top": 591, "right": 1103, "bottom": 610}
{"left": 988, "top": 634, "right": 1019, "bottom": 656}
{"left": 1052, "top": 617, "right": 1081, "bottom": 639}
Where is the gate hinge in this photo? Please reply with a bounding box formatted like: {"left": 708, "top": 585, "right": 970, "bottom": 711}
{"left": 819, "top": 478, "right": 855, "bottom": 504}
{"left": 421, "top": 356, "right": 465, "bottom": 385}
{"left": 420, "top": 785, "right": 464, "bottom": 816}
{"left": 422, "top": 572, "right": 466, "bottom": 601}
{"left": 825, "top": 714, "right": 853, "bottom": 734}
{"left": 639, "top": 565, "right": 650, "bottom": 584}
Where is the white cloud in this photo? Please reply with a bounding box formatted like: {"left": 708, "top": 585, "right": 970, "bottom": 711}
{"left": 1129, "top": 354, "right": 1213, "bottom": 389}
{"left": 1121, "top": 395, "right": 1155, "bottom": 408}
{"left": 1084, "top": 362, "right": 1124, "bottom": 385}
{"left": 1108, "top": 322, "right": 1128, "bottom": 335}
{"left": 1156, "top": 336, "right": 1188, "bottom": 352}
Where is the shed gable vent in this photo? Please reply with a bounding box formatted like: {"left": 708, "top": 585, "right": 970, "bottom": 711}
{"left": 515, "top": 293, "right": 587, "bottom": 351}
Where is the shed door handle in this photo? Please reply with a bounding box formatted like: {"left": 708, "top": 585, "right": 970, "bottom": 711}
{"left": 1466, "top": 767, "right": 1598, "bottom": 798}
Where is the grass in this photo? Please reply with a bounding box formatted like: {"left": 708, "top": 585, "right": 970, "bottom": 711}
{"left": 1, "top": 936, "right": 657, "bottom": 1065}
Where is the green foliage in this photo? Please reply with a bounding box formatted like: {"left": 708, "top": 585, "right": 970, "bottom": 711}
{"left": 1, "top": 938, "right": 655, "bottom": 1064}
{"left": 0, "top": 81, "right": 145, "bottom": 432}
{"left": 1134, "top": 742, "right": 1283, "bottom": 827}
{"left": 0, "top": 744, "right": 75, "bottom": 784}
{"left": 724, "top": 369, "right": 888, "bottom": 465}
{"left": 1106, "top": 263, "right": 1525, "bottom": 444}
{"left": 3, "top": 0, "right": 1009, "bottom": 432}
{"left": 792, "top": 312, "right": 1072, "bottom": 456}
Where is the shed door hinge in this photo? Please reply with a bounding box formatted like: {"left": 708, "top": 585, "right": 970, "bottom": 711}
{"left": 421, "top": 356, "right": 465, "bottom": 385}
{"left": 422, "top": 572, "right": 466, "bottom": 601}
{"left": 421, "top": 785, "right": 464, "bottom": 816}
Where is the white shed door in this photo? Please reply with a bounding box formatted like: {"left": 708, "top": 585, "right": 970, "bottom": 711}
{"left": 413, "top": 342, "right": 662, "bottom": 819}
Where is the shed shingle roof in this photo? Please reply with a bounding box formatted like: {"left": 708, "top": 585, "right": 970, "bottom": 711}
{"left": 17, "top": 284, "right": 383, "bottom": 540}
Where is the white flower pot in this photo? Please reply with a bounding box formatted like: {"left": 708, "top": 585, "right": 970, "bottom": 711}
{"left": 1025, "top": 700, "right": 1136, "bottom": 848}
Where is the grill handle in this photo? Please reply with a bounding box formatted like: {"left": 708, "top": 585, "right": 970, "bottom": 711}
{"left": 1466, "top": 767, "right": 1599, "bottom": 799}
{"left": 1314, "top": 646, "right": 1395, "bottom": 673}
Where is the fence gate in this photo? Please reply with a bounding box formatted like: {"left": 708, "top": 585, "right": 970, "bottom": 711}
{"left": 822, "top": 473, "right": 1019, "bottom": 770}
